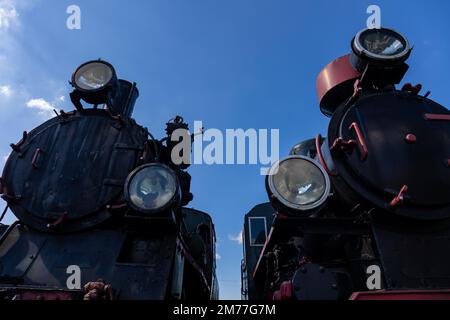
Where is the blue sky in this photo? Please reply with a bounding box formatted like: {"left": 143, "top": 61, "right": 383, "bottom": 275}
{"left": 0, "top": 0, "right": 449, "bottom": 299}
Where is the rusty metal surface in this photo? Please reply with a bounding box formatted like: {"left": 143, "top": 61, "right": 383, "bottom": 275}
{"left": 0, "top": 223, "right": 177, "bottom": 300}
{"left": 1, "top": 109, "right": 148, "bottom": 233}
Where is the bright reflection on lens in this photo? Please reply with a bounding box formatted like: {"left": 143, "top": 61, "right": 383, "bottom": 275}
{"left": 74, "top": 62, "right": 114, "bottom": 91}
{"left": 127, "top": 165, "right": 178, "bottom": 213}
{"left": 356, "top": 28, "right": 409, "bottom": 59}
{"left": 268, "top": 156, "right": 330, "bottom": 211}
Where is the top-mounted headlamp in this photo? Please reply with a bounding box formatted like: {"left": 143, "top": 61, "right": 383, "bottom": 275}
{"left": 352, "top": 28, "right": 411, "bottom": 64}
{"left": 70, "top": 59, "right": 138, "bottom": 118}
{"left": 350, "top": 27, "right": 412, "bottom": 85}
{"left": 317, "top": 27, "right": 413, "bottom": 116}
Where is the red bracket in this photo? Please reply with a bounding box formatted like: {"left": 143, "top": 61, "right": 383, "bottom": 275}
{"left": 401, "top": 83, "right": 422, "bottom": 95}
{"left": 424, "top": 114, "right": 450, "bottom": 121}
{"left": 316, "top": 134, "right": 337, "bottom": 176}
{"left": 349, "top": 122, "right": 369, "bottom": 161}
{"left": 330, "top": 137, "right": 357, "bottom": 153}
{"left": 106, "top": 203, "right": 128, "bottom": 212}
{"left": 47, "top": 212, "right": 69, "bottom": 229}
{"left": 31, "top": 148, "right": 44, "bottom": 169}
{"left": 10, "top": 131, "right": 28, "bottom": 153}
{"left": 353, "top": 79, "right": 362, "bottom": 98}
{"left": 390, "top": 185, "right": 409, "bottom": 208}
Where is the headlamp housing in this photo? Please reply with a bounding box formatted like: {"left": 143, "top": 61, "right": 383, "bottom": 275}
{"left": 350, "top": 27, "right": 412, "bottom": 85}
{"left": 266, "top": 156, "right": 331, "bottom": 214}
{"left": 70, "top": 60, "right": 138, "bottom": 118}
{"left": 71, "top": 60, "right": 118, "bottom": 105}
{"left": 352, "top": 28, "right": 411, "bottom": 63}
{"left": 124, "top": 163, "right": 181, "bottom": 215}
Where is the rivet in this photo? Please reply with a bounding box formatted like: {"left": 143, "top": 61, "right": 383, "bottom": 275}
{"left": 405, "top": 134, "right": 417, "bottom": 143}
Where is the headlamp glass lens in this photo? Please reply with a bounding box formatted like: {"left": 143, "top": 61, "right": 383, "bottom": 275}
{"left": 360, "top": 29, "right": 407, "bottom": 57}
{"left": 128, "top": 165, "right": 178, "bottom": 212}
{"left": 74, "top": 62, "right": 114, "bottom": 91}
{"left": 272, "top": 158, "right": 326, "bottom": 207}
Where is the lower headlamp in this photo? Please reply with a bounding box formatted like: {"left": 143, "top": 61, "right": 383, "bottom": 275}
{"left": 124, "top": 163, "right": 181, "bottom": 215}
{"left": 266, "top": 156, "right": 331, "bottom": 213}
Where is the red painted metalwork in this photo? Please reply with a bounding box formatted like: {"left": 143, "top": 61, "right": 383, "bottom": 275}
{"left": 19, "top": 290, "right": 76, "bottom": 301}
{"left": 279, "top": 281, "right": 293, "bottom": 300}
{"left": 349, "top": 290, "right": 450, "bottom": 300}
{"left": 330, "top": 137, "right": 357, "bottom": 153}
{"left": 177, "top": 238, "right": 211, "bottom": 292}
{"left": 316, "top": 134, "right": 337, "bottom": 177}
{"left": 405, "top": 134, "right": 417, "bottom": 143}
{"left": 316, "top": 55, "right": 361, "bottom": 103}
{"left": 106, "top": 202, "right": 128, "bottom": 211}
{"left": 349, "top": 122, "right": 369, "bottom": 161}
{"left": 10, "top": 131, "right": 28, "bottom": 153}
{"left": 252, "top": 227, "right": 275, "bottom": 280}
{"left": 47, "top": 212, "right": 69, "bottom": 229}
{"left": 402, "top": 83, "right": 422, "bottom": 95}
{"left": 316, "top": 54, "right": 361, "bottom": 115}
{"left": 352, "top": 79, "right": 362, "bottom": 98}
{"left": 31, "top": 148, "right": 44, "bottom": 168}
{"left": 272, "top": 290, "right": 281, "bottom": 300}
{"left": 424, "top": 113, "right": 450, "bottom": 121}
{"left": 83, "top": 279, "right": 114, "bottom": 300}
{"left": 390, "top": 185, "right": 409, "bottom": 207}
{"left": 272, "top": 282, "right": 293, "bottom": 300}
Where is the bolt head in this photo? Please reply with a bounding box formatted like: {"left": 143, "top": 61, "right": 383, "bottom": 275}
{"left": 405, "top": 134, "right": 417, "bottom": 143}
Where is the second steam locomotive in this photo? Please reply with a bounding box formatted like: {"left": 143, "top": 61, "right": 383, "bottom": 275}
{"left": 242, "top": 27, "right": 450, "bottom": 300}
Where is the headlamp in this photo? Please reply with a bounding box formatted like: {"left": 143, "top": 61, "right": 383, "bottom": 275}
{"left": 352, "top": 28, "right": 411, "bottom": 63}
{"left": 124, "top": 163, "right": 181, "bottom": 215}
{"left": 350, "top": 27, "right": 411, "bottom": 85}
{"left": 73, "top": 60, "right": 116, "bottom": 92}
{"left": 266, "top": 156, "right": 331, "bottom": 213}
{"left": 71, "top": 60, "right": 117, "bottom": 105}
{"left": 69, "top": 60, "right": 139, "bottom": 118}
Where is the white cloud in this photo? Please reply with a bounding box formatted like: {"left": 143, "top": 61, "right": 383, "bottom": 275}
{"left": 216, "top": 253, "right": 221, "bottom": 260}
{"left": 59, "top": 96, "right": 65, "bottom": 102}
{"left": 0, "top": 0, "right": 18, "bottom": 30}
{"left": 26, "top": 98, "right": 55, "bottom": 118}
{"left": 0, "top": 85, "right": 12, "bottom": 97}
{"left": 228, "top": 230, "right": 243, "bottom": 245}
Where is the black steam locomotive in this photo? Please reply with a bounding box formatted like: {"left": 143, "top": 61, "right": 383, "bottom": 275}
{"left": 241, "top": 27, "right": 450, "bottom": 300}
{"left": 0, "top": 60, "right": 218, "bottom": 300}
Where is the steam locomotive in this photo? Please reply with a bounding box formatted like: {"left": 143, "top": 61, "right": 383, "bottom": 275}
{"left": 0, "top": 60, "right": 218, "bottom": 300}
{"left": 241, "top": 27, "right": 450, "bottom": 300}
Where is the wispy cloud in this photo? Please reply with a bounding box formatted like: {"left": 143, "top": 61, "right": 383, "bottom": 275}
{"left": 0, "top": 85, "right": 12, "bottom": 97}
{"left": 26, "top": 98, "right": 56, "bottom": 118}
{"left": 216, "top": 253, "right": 221, "bottom": 260}
{"left": 0, "top": 0, "right": 18, "bottom": 30}
{"left": 228, "top": 230, "right": 243, "bottom": 245}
